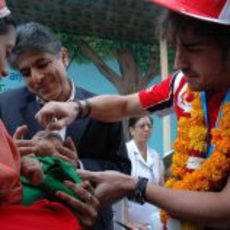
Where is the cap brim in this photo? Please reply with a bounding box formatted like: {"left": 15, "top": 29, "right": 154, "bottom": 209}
{"left": 148, "top": 0, "right": 230, "bottom": 25}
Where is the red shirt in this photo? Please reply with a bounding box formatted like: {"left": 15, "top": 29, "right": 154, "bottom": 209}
{"left": 139, "top": 71, "right": 226, "bottom": 129}
{"left": 0, "top": 199, "right": 83, "bottom": 230}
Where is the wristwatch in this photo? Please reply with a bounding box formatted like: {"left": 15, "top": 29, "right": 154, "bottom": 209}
{"left": 128, "top": 176, "right": 148, "bottom": 205}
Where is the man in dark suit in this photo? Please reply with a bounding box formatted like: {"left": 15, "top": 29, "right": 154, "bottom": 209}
{"left": 0, "top": 22, "right": 131, "bottom": 230}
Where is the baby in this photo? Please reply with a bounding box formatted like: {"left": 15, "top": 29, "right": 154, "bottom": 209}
{"left": 21, "top": 130, "right": 81, "bottom": 205}
{"left": 32, "top": 131, "right": 64, "bottom": 156}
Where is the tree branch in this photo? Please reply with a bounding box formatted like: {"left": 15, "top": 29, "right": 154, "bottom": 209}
{"left": 77, "top": 39, "right": 122, "bottom": 87}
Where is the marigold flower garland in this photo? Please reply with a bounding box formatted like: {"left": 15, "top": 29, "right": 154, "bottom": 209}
{"left": 161, "top": 88, "right": 230, "bottom": 230}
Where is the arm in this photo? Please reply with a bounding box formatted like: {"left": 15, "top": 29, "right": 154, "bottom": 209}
{"left": 78, "top": 170, "right": 230, "bottom": 229}
{"left": 36, "top": 74, "right": 177, "bottom": 130}
{"left": 86, "top": 93, "right": 145, "bottom": 122}
{"left": 0, "top": 121, "right": 23, "bottom": 204}
{"left": 35, "top": 93, "right": 145, "bottom": 130}
{"left": 87, "top": 73, "right": 179, "bottom": 121}
{"left": 144, "top": 177, "right": 230, "bottom": 229}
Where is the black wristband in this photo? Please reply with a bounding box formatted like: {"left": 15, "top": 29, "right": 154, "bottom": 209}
{"left": 82, "top": 99, "right": 91, "bottom": 118}
{"left": 75, "top": 100, "right": 83, "bottom": 119}
{"left": 128, "top": 176, "right": 148, "bottom": 205}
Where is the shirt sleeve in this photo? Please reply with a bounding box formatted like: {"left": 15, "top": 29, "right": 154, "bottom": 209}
{"left": 138, "top": 74, "right": 176, "bottom": 116}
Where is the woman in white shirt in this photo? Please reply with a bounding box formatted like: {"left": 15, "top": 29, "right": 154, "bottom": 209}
{"left": 126, "top": 115, "right": 164, "bottom": 229}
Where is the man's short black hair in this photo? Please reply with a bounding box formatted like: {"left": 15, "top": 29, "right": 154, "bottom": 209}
{"left": 10, "top": 22, "right": 62, "bottom": 67}
{"left": 159, "top": 10, "right": 230, "bottom": 52}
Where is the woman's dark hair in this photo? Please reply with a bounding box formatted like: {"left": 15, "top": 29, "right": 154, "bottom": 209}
{"left": 158, "top": 10, "right": 230, "bottom": 53}
{"left": 0, "top": 15, "right": 16, "bottom": 35}
{"left": 128, "top": 115, "right": 153, "bottom": 128}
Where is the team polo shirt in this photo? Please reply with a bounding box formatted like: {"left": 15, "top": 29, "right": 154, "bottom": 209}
{"left": 139, "top": 71, "right": 226, "bottom": 129}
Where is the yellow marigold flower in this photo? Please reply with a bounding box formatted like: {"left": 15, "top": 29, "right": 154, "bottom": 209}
{"left": 192, "top": 110, "right": 204, "bottom": 121}
{"left": 165, "top": 178, "right": 177, "bottom": 188}
{"left": 162, "top": 95, "right": 230, "bottom": 227}
{"left": 211, "top": 129, "right": 222, "bottom": 144}
{"left": 189, "top": 141, "right": 207, "bottom": 153}
{"left": 171, "top": 166, "right": 187, "bottom": 178}
{"left": 189, "top": 126, "right": 207, "bottom": 141}
{"left": 218, "top": 140, "right": 230, "bottom": 154}
{"left": 222, "top": 130, "right": 230, "bottom": 138}
{"left": 222, "top": 104, "right": 230, "bottom": 116}
{"left": 178, "top": 117, "right": 191, "bottom": 129}
{"left": 219, "top": 118, "right": 230, "bottom": 129}
{"left": 174, "top": 140, "right": 189, "bottom": 153}
{"left": 192, "top": 97, "right": 202, "bottom": 110}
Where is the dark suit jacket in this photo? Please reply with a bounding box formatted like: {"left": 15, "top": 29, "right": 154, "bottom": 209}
{"left": 0, "top": 86, "right": 131, "bottom": 230}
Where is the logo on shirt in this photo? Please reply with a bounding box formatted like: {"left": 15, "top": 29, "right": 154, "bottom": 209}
{"left": 177, "top": 84, "right": 192, "bottom": 113}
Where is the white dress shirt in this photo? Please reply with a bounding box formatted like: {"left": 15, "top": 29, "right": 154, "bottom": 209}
{"left": 126, "top": 139, "right": 164, "bottom": 228}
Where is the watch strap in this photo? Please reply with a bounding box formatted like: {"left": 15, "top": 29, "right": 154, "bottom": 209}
{"left": 128, "top": 176, "right": 148, "bottom": 205}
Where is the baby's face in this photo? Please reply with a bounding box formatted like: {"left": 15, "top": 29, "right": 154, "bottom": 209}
{"left": 32, "top": 131, "right": 63, "bottom": 156}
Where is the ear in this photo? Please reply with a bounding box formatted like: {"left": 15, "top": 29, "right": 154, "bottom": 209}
{"left": 129, "top": 127, "right": 135, "bottom": 137}
{"left": 60, "top": 47, "right": 69, "bottom": 67}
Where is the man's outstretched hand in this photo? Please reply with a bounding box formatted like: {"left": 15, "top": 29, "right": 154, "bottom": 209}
{"left": 77, "top": 170, "right": 137, "bottom": 207}
{"left": 35, "top": 101, "right": 78, "bottom": 130}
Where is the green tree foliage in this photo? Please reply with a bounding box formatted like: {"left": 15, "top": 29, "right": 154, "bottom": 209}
{"left": 58, "top": 33, "right": 175, "bottom": 76}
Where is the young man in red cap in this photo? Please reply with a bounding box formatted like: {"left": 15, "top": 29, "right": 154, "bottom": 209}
{"left": 0, "top": 1, "right": 99, "bottom": 230}
{"left": 36, "top": 0, "right": 230, "bottom": 229}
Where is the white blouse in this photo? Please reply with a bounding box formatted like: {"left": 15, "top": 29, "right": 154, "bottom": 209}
{"left": 126, "top": 139, "right": 165, "bottom": 228}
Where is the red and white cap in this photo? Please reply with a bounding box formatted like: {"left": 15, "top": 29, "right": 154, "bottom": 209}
{"left": 0, "top": 0, "right": 10, "bottom": 19}
{"left": 148, "top": 0, "right": 230, "bottom": 25}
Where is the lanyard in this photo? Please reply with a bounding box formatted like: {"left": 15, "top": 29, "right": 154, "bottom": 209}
{"left": 201, "top": 89, "right": 230, "bottom": 157}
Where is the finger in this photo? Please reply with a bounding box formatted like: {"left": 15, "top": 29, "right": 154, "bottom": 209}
{"left": 64, "top": 137, "right": 79, "bottom": 164}
{"left": 13, "top": 125, "right": 29, "bottom": 140}
{"left": 57, "top": 181, "right": 100, "bottom": 211}
{"left": 15, "top": 139, "right": 35, "bottom": 147}
{"left": 46, "top": 116, "right": 59, "bottom": 130}
{"left": 46, "top": 118, "right": 69, "bottom": 131}
{"left": 15, "top": 138, "right": 37, "bottom": 157}
{"left": 21, "top": 157, "right": 44, "bottom": 185}
{"left": 17, "top": 146, "right": 38, "bottom": 156}
{"left": 21, "top": 157, "right": 39, "bottom": 173}
{"left": 56, "top": 145, "right": 76, "bottom": 160}
{"left": 77, "top": 170, "right": 99, "bottom": 183}
{"left": 55, "top": 190, "right": 92, "bottom": 214}
{"left": 64, "top": 181, "right": 98, "bottom": 206}
{"left": 65, "top": 137, "right": 77, "bottom": 152}
{"left": 52, "top": 152, "right": 73, "bottom": 163}
{"left": 56, "top": 190, "right": 98, "bottom": 229}
{"left": 35, "top": 109, "right": 54, "bottom": 129}
{"left": 80, "top": 180, "right": 95, "bottom": 195}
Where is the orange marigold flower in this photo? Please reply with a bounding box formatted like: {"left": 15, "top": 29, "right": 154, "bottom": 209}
{"left": 162, "top": 91, "right": 230, "bottom": 227}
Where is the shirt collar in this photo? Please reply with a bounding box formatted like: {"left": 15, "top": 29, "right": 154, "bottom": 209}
{"left": 130, "top": 140, "right": 156, "bottom": 166}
